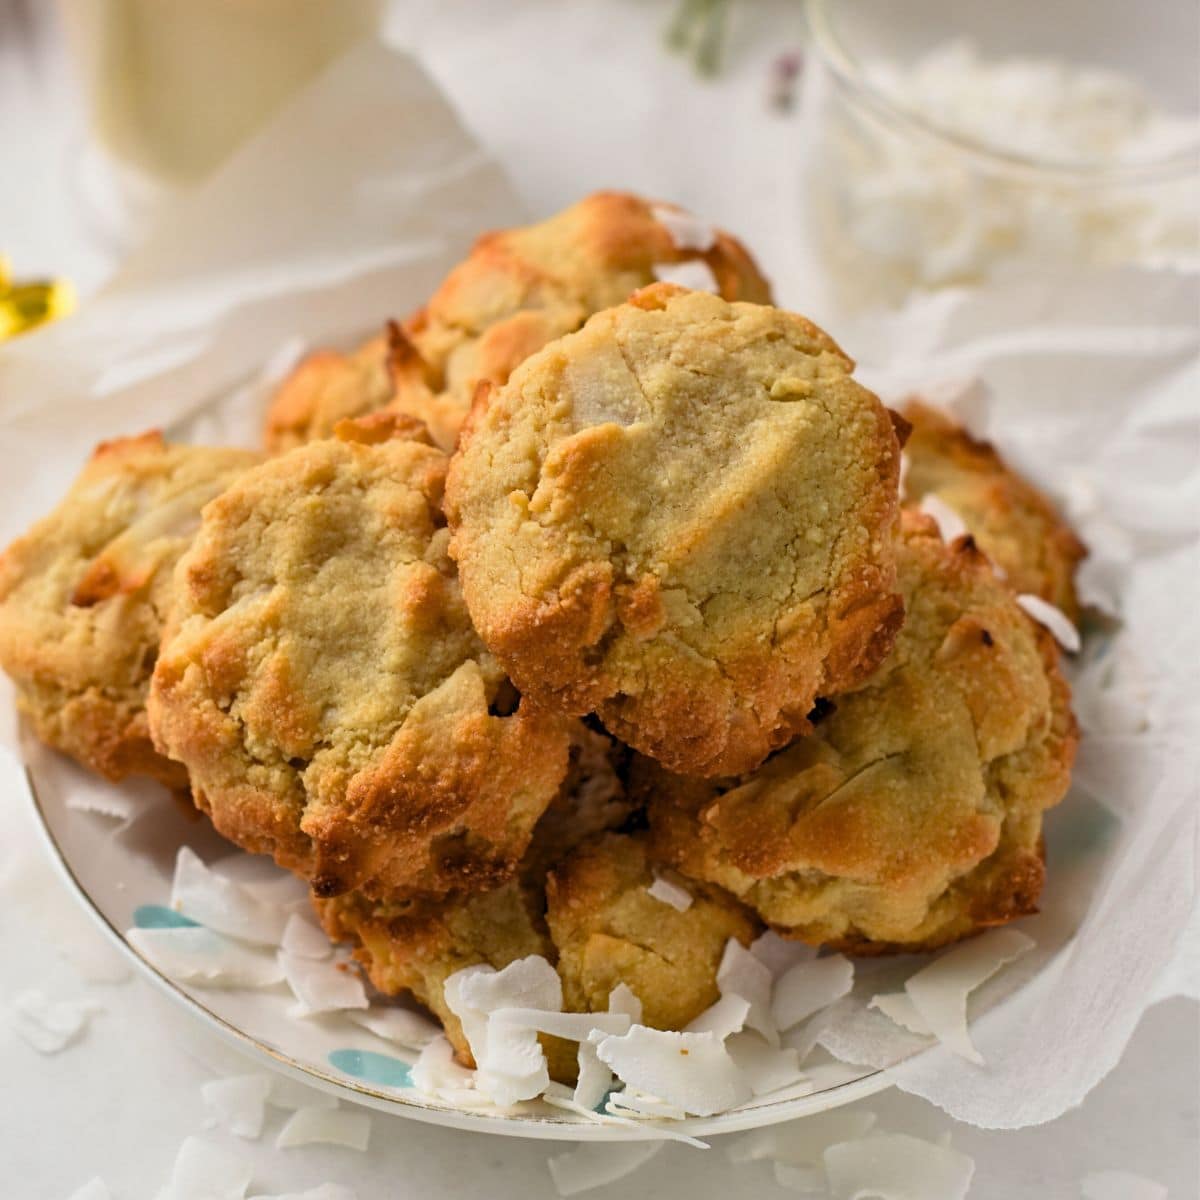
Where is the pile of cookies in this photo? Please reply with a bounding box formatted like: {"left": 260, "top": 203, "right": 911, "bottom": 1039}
{"left": 0, "top": 192, "right": 1081, "bottom": 1075}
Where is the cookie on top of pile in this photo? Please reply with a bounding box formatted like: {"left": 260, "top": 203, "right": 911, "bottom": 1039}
{"left": 0, "top": 192, "right": 1082, "bottom": 1082}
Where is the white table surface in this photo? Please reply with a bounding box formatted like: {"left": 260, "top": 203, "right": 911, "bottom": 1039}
{"left": 0, "top": 2, "right": 1196, "bottom": 1196}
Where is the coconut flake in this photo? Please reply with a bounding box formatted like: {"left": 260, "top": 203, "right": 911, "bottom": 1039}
{"left": 211, "top": 853, "right": 312, "bottom": 908}
{"left": 280, "top": 913, "right": 332, "bottom": 960}
{"left": 869, "top": 991, "right": 934, "bottom": 1037}
{"left": 1080, "top": 1169, "right": 1168, "bottom": 1200}
{"left": 573, "top": 1039, "right": 613, "bottom": 1111}
{"left": 594, "top": 1025, "right": 752, "bottom": 1116}
{"left": 491, "top": 1008, "right": 630, "bottom": 1042}
{"left": 444, "top": 957, "right": 562, "bottom": 1105}
{"left": 904, "top": 928, "right": 1034, "bottom": 1064}
{"left": 346, "top": 1005, "right": 440, "bottom": 1049}
{"left": 410, "top": 1034, "right": 476, "bottom": 1099}
{"left": 201, "top": 1074, "right": 272, "bottom": 1139}
{"left": 8, "top": 989, "right": 102, "bottom": 1053}
{"left": 684, "top": 994, "right": 750, "bottom": 1040}
{"left": 548, "top": 1140, "right": 664, "bottom": 1197}
{"left": 65, "top": 1179, "right": 111, "bottom": 1200}
{"left": 651, "top": 260, "right": 719, "bottom": 293}
{"left": 171, "top": 847, "right": 288, "bottom": 946}
{"left": 651, "top": 205, "right": 717, "bottom": 251}
{"left": 918, "top": 494, "right": 969, "bottom": 544}
{"left": 749, "top": 931, "right": 817, "bottom": 978}
{"left": 647, "top": 872, "right": 693, "bottom": 912}
{"left": 1016, "top": 593, "right": 1082, "bottom": 653}
{"left": 728, "top": 1108, "right": 877, "bottom": 1165}
{"left": 128, "top": 926, "right": 284, "bottom": 988}
{"left": 782, "top": 1004, "right": 839, "bottom": 1064}
{"left": 823, "top": 1132, "right": 974, "bottom": 1200}
{"left": 608, "top": 982, "right": 643, "bottom": 1022}
{"left": 159, "top": 1136, "right": 251, "bottom": 1200}
{"left": 280, "top": 952, "right": 367, "bottom": 1016}
{"left": 251, "top": 1187, "right": 358, "bottom": 1200}
{"left": 606, "top": 1088, "right": 688, "bottom": 1120}
{"left": 725, "top": 1031, "right": 805, "bottom": 1096}
{"left": 717, "top": 938, "right": 778, "bottom": 1046}
{"left": 772, "top": 954, "right": 854, "bottom": 1031}
{"left": 275, "top": 1106, "right": 370, "bottom": 1152}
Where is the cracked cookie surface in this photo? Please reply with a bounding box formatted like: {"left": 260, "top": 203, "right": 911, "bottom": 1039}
{"left": 148, "top": 415, "right": 573, "bottom": 900}
{"left": 0, "top": 433, "right": 258, "bottom": 786}
{"left": 263, "top": 191, "right": 773, "bottom": 454}
{"left": 446, "top": 284, "right": 905, "bottom": 777}
{"left": 902, "top": 400, "right": 1087, "bottom": 621}
{"left": 644, "top": 511, "right": 1078, "bottom": 952}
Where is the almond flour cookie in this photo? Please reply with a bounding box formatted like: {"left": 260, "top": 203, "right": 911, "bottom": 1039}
{"left": 262, "top": 191, "right": 773, "bottom": 454}
{"left": 546, "top": 833, "right": 759, "bottom": 1032}
{"left": 148, "top": 415, "right": 573, "bottom": 899}
{"left": 446, "top": 284, "right": 905, "bottom": 777}
{"left": 645, "top": 511, "right": 1078, "bottom": 952}
{"left": 0, "top": 433, "right": 258, "bottom": 786}
{"left": 902, "top": 400, "right": 1087, "bottom": 621}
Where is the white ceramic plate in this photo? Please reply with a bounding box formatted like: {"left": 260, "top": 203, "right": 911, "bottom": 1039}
{"left": 24, "top": 727, "right": 891, "bottom": 1141}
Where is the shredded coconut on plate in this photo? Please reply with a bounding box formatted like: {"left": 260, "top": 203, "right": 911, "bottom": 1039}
{"left": 725, "top": 1031, "right": 805, "bottom": 1096}
{"left": 1016, "top": 593, "right": 1082, "bottom": 653}
{"left": 873, "top": 927, "right": 1035, "bottom": 1064}
{"left": 127, "top": 926, "right": 284, "bottom": 989}
{"left": 823, "top": 1132, "right": 975, "bottom": 1200}
{"left": 275, "top": 1105, "right": 371, "bottom": 1152}
{"left": 684, "top": 993, "right": 751, "bottom": 1040}
{"left": 7, "top": 988, "right": 102, "bottom": 1054}
{"left": 170, "top": 846, "right": 288, "bottom": 946}
{"left": 651, "top": 260, "right": 719, "bottom": 293}
{"left": 607, "top": 982, "right": 643, "bottom": 1022}
{"left": 772, "top": 954, "right": 854, "bottom": 1032}
{"left": 647, "top": 871, "right": 693, "bottom": 912}
{"left": 593, "top": 1025, "right": 752, "bottom": 1116}
{"left": 201, "top": 1074, "right": 272, "bottom": 1139}
{"left": 346, "top": 1005, "right": 440, "bottom": 1050}
{"left": 279, "top": 951, "right": 368, "bottom": 1017}
{"left": 717, "top": 938, "right": 778, "bottom": 1046}
{"left": 749, "top": 930, "right": 817, "bottom": 977}
{"left": 280, "top": 912, "right": 332, "bottom": 960}
{"left": 158, "top": 1136, "right": 251, "bottom": 1200}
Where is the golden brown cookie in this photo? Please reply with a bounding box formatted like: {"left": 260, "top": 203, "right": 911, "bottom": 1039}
{"left": 262, "top": 191, "right": 773, "bottom": 454}
{"left": 262, "top": 330, "right": 398, "bottom": 455}
{"left": 902, "top": 400, "right": 1087, "bottom": 621}
{"left": 0, "top": 433, "right": 258, "bottom": 786}
{"left": 317, "top": 730, "right": 630, "bottom": 1075}
{"left": 546, "top": 833, "right": 760, "bottom": 1031}
{"left": 446, "top": 283, "right": 905, "bottom": 777}
{"left": 148, "top": 415, "right": 573, "bottom": 900}
{"left": 645, "top": 511, "right": 1078, "bottom": 952}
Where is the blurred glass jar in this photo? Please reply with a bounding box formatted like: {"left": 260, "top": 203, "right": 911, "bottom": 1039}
{"left": 59, "top": 0, "right": 382, "bottom": 189}
{"left": 804, "top": 0, "right": 1200, "bottom": 312}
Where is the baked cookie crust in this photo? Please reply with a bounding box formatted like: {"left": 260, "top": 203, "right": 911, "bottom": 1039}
{"left": 0, "top": 432, "right": 258, "bottom": 786}
{"left": 446, "top": 284, "right": 905, "bottom": 777}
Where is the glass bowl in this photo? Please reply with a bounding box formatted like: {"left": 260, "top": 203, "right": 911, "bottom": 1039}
{"left": 803, "top": 0, "right": 1200, "bottom": 310}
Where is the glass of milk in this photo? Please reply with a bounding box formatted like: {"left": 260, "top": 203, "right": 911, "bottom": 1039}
{"left": 803, "top": 0, "right": 1200, "bottom": 313}
{"left": 58, "top": 0, "right": 383, "bottom": 237}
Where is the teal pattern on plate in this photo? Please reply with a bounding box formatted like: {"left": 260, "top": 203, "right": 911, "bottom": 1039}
{"left": 329, "top": 1048, "right": 413, "bottom": 1089}
{"left": 133, "top": 904, "right": 199, "bottom": 929}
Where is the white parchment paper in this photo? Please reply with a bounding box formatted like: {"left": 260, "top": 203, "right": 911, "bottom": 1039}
{"left": 0, "top": 41, "right": 1195, "bottom": 1133}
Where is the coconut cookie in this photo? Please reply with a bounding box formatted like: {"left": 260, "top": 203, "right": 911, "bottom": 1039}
{"left": 902, "top": 400, "right": 1087, "bottom": 621}
{"left": 262, "top": 191, "right": 773, "bottom": 454}
{"left": 546, "top": 833, "right": 759, "bottom": 1032}
{"left": 645, "top": 511, "right": 1078, "bottom": 953}
{"left": 446, "top": 284, "right": 905, "bottom": 777}
{"left": 0, "top": 433, "right": 259, "bottom": 786}
{"left": 148, "top": 415, "right": 573, "bottom": 900}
